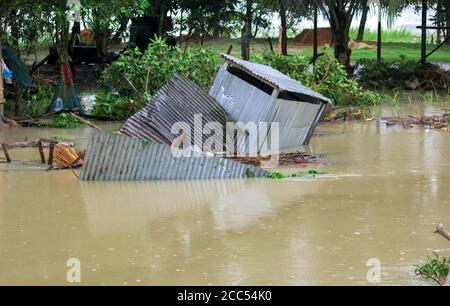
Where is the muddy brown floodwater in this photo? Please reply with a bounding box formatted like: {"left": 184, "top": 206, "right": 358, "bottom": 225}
{"left": 0, "top": 101, "right": 449, "bottom": 286}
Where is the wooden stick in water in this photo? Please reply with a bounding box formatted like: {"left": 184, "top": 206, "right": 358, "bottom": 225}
{"left": 69, "top": 113, "right": 102, "bottom": 131}
{"left": 435, "top": 224, "right": 450, "bottom": 242}
{"left": 48, "top": 142, "right": 55, "bottom": 166}
{"left": 2, "top": 144, "right": 11, "bottom": 163}
{"left": 38, "top": 141, "right": 46, "bottom": 164}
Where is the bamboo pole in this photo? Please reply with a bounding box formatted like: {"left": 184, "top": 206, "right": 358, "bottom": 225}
{"left": 69, "top": 112, "right": 102, "bottom": 131}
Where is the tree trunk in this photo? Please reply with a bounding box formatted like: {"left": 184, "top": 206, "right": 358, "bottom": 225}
{"left": 0, "top": 40, "right": 4, "bottom": 117}
{"left": 14, "top": 85, "right": 23, "bottom": 117}
{"left": 334, "top": 29, "right": 352, "bottom": 73}
{"left": 95, "top": 28, "right": 109, "bottom": 72}
{"left": 279, "top": 0, "right": 288, "bottom": 56}
{"left": 93, "top": 10, "right": 109, "bottom": 72}
{"left": 212, "top": 7, "right": 221, "bottom": 38}
{"left": 447, "top": 16, "right": 450, "bottom": 44}
{"left": 357, "top": 1, "right": 368, "bottom": 42}
{"left": 9, "top": 10, "right": 20, "bottom": 55}
{"left": 241, "top": 0, "right": 253, "bottom": 61}
{"left": 328, "top": 4, "right": 354, "bottom": 74}
{"left": 158, "top": 3, "right": 168, "bottom": 37}
{"left": 179, "top": 9, "right": 184, "bottom": 44}
{"left": 57, "top": 0, "right": 70, "bottom": 67}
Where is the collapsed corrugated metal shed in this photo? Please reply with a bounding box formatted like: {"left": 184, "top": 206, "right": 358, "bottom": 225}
{"left": 210, "top": 54, "right": 332, "bottom": 149}
{"left": 119, "top": 73, "right": 233, "bottom": 149}
{"left": 220, "top": 53, "right": 332, "bottom": 104}
{"left": 79, "top": 129, "right": 266, "bottom": 181}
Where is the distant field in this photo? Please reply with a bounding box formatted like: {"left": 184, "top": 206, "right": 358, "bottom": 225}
{"left": 189, "top": 38, "right": 450, "bottom": 63}
{"left": 349, "top": 28, "right": 422, "bottom": 43}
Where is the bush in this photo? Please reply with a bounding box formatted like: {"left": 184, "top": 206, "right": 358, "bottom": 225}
{"left": 254, "top": 50, "right": 382, "bottom": 106}
{"left": 101, "top": 37, "right": 219, "bottom": 100}
{"left": 52, "top": 113, "right": 80, "bottom": 128}
{"left": 25, "top": 86, "right": 53, "bottom": 117}
{"left": 253, "top": 51, "right": 310, "bottom": 83}
{"left": 357, "top": 56, "right": 450, "bottom": 90}
{"left": 91, "top": 92, "right": 138, "bottom": 121}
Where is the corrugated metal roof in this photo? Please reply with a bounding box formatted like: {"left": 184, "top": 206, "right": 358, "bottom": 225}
{"left": 79, "top": 129, "right": 267, "bottom": 181}
{"left": 119, "top": 73, "right": 233, "bottom": 148}
{"left": 221, "top": 54, "right": 332, "bottom": 104}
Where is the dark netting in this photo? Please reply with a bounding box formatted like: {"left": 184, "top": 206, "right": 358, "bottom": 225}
{"left": 2, "top": 47, "right": 32, "bottom": 89}
{"left": 47, "top": 64, "right": 84, "bottom": 115}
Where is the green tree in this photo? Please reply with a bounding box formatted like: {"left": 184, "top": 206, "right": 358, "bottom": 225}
{"left": 80, "top": 0, "right": 148, "bottom": 69}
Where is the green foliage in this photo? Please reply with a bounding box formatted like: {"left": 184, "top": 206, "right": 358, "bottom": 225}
{"left": 101, "top": 37, "right": 219, "bottom": 101}
{"left": 245, "top": 168, "right": 255, "bottom": 178}
{"left": 80, "top": 0, "right": 148, "bottom": 30}
{"left": 265, "top": 172, "right": 286, "bottom": 180}
{"left": 254, "top": 50, "right": 382, "bottom": 106}
{"left": 253, "top": 51, "right": 309, "bottom": 83}
{"left": 25, "top": 86, "right": 53, "bottom": 117}
{"left": 91, "top": 92, "right": 137, "bottom": 120}
{"left": 141, "top": 139, "right": 151, "bottom": 149}
{"left": 310, "top": 54, "right": 382, "bottom": 106}
{"left": 415, "top": 252, "right": 450, "bottom": 284}
{"left": 265, "top": 170, "right": 322, "bottom": 180}
{"left": 52, "top": 113, "right": 81, "bottom": 128}
{"left": 357, "top": 57, "right": 450, "bottom": 90}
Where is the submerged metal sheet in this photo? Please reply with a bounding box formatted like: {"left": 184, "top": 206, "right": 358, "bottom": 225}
{"left": 265, "top": 99, "right": 322, "bottom": 149}
{"left": 221, "top": 54, "right": 332, "bottom": 104}
{"left": 79, "top": 130, "right": 267, "bottom": 181}
{"left": 119, "top": 74, "right": 233, "bottom": 149}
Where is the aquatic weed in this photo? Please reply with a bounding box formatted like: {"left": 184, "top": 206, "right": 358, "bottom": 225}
{"left": 265, "top": 170, "right": 323, "bottom": 180}
{"left": 415, "top": 252, "right": 450, "bottom": 285}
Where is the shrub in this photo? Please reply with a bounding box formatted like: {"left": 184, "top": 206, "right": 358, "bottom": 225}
{"left": 25, "top": 86, "right": 53, "bottom": 117}
{"left": 101, "top": 37, "right": 219, "bottom": 100}
{"left": 52, "top": 113, "right": 80, "bottom": 128}
{"left": 253, "top": 51, "right": 310, "bottom": 84}
{"left": 357, "top": 56, "right": 449, "bottom": 90}
{"left": 91, "top": 92, "right": 137, "bottom": 121}
{"left": 254, "top": 51, "right": 382, "bottom": 106}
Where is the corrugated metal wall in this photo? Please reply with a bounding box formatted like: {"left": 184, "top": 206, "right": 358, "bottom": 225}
{"left": 210, "top": 67, "right": 274, "bottom": 124}
{"left": 269, "top": 99, "right": 322, "bottom": 149}
{"left": 210, "top": 68, "right": 324, "bottom": 149}
{"left": 79, "top": 130, "right": 267, "bottom": 181}
{"left": 119, "top": 74, "right": 233, "bottom": 149}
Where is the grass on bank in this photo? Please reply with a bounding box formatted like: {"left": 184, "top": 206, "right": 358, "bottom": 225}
{"left": 348, "top": 27, "right": 422, "bottom": 43}
{"left": 188, "top": 38, "right": 450, "bottom": 63}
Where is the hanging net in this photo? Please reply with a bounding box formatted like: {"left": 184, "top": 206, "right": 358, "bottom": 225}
{"left": 47, "top": 64, "right": 84, "bottom": 115}
{"left": 2, "top": 47, "right": 32, "bottom": 89}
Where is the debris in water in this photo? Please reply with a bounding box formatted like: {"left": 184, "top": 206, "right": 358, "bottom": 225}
{"left": 231, "top": 152, "right": 323, "bottom": 168}
{"left": 79, "top": 130, "right": 267, "bottom": 181}
{"left": 53, "top": 144, "right": 84, "bottom": 169}
{"left": 379, "top": 112, "right": 449, "bottom": 131}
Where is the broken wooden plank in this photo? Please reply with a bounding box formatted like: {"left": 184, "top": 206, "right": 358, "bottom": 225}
{"left": 38, "top": 141, "right": 46, "bottom": 164}
{"left": 1, "top": 144, "right": 11, "bottom": 163}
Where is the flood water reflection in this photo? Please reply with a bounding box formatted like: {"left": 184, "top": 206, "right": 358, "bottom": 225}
{"left": 0, "top": 102, "right": 449, "bottom": 285}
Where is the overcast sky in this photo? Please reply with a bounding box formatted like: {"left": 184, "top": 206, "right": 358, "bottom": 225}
{"left": 270, "top": 7, "right": 435, "bottom": 35}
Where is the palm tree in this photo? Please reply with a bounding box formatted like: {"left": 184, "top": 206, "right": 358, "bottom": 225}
{"left": 242, "top": 0, "right": 253, "bottom": 60}
{"left": 260, "top": 0, "right": 358, "bottom": 71}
